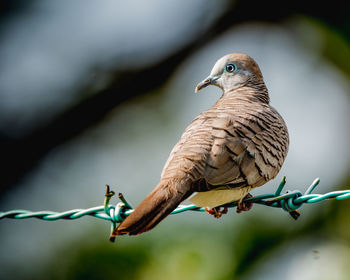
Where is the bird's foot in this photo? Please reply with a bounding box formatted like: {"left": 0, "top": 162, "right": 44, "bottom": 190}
{"left": 205, "top": 206, "right": 228, "bottom": 218}
{"left": 236, "top": 193, "right": 253, "bottom": 213}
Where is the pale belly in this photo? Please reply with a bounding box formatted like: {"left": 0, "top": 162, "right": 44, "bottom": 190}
{"left": 188, "top": 186, "right": 252, "bottom": 208}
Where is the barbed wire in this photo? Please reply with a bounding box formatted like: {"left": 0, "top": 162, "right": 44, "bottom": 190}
{"left": 1, "top": 177, "right": 349, "bottom": 242}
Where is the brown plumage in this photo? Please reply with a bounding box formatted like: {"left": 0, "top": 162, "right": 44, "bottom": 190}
{"left": 113, "top": 53, "right": 289, "bottom": 236}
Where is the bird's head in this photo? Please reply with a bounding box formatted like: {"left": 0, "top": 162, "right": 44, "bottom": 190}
{"left": 195, "top": 53, "right": 264, "bottom": 93}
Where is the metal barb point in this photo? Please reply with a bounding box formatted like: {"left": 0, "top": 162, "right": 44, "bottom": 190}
{"left": 109, "top": 236, "right": 116, "bottom": 242}
{"left": 305, "top": 178, "right": 321, "bottom": 195}
{"left": 289, "top": 210, "right": 300, "bottom": 220}
{"left": 105, "top": 185, "right": 115, "bottom": 198}
{"left": 274, "top": 176, "right": 287, "bottom": 196}
{"left": 118, "top": 193, "right": 133, "bottom": 210}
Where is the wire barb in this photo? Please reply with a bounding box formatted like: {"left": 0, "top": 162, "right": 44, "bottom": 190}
{"left": 1, "top": 177, "right": 349, "bottom": 242}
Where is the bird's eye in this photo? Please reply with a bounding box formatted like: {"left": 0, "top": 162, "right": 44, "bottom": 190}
{"left": 225, "top": 63, "right": 236, "bottom": 73}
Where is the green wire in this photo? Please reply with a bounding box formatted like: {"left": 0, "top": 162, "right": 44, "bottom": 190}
{"left": 0, "top": 177, "right": 349, "bottom": 242}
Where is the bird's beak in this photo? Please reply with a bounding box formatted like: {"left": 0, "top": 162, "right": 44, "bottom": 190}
{"left": 195, "top": 76, "right": 219, "bottom": 93}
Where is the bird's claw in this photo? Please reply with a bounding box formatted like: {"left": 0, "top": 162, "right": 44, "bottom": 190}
{"left": 236, "top": 193, "right": 253, "bottom": 213}
{"left": 205, "top": 206, "right": 228, "bottom": 218}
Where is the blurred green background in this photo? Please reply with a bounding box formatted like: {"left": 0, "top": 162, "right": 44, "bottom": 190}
{"left": 0, "top": 0, "right": 350, "bottom": 279}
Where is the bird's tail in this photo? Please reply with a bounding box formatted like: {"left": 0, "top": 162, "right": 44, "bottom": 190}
{"left": 111, "top": 178, "right": 192, "bottom": 237}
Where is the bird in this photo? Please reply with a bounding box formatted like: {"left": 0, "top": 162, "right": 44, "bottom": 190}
{"left": 112, "top": 53, "right": 289, "bottom": 237}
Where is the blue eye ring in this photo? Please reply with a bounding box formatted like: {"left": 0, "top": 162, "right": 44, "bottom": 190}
{"left": 225, "top": 63, "right": 236, "bottom": 73}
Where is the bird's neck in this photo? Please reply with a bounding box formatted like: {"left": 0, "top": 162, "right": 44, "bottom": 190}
{"left": 224, "top": 82, "right": 270, "bottom": 104}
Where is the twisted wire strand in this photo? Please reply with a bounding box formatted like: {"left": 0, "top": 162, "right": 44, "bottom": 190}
{"left": 1, "top": 177, "right": 349, "bottom": 241}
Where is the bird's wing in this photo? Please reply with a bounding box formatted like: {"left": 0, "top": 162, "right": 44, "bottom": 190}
{"left": 161, "top": 102, "right": 288, "bottom": 191}
{"left": 203, "top": 105, "right": 289, "bottom": 189}
{"left": 160, "top": 114, "right": 213, "bottom": 181}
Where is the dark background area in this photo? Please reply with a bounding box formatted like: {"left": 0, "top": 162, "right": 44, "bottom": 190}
{"left": 1, "top": 0, "right": 350, "bottom": 195}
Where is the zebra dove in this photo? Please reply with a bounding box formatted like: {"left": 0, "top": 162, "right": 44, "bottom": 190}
{"left": 113, "top": 53, "right": 289, "bottom": 237}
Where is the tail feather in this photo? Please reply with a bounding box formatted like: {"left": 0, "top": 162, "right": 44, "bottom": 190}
{"left": 112, "top": 179, "right": 191, "bottom": 236}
